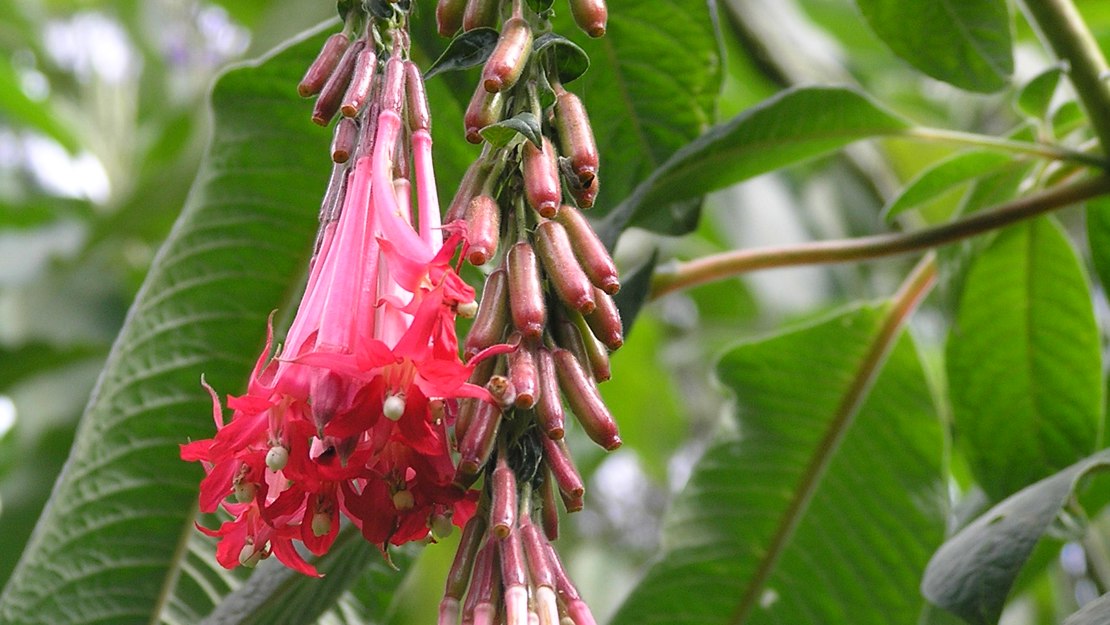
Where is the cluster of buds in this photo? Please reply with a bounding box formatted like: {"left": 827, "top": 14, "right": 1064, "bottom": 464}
{"left": 434, "top": 1, "right": 619, "bottom": 624}
{"left": 181, "top": 5, "right": 500, "bottom": 576}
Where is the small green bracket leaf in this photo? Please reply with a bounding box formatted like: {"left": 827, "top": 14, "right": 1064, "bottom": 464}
{"left": 479, "top": 112, "right": 543, "bottom": 148}
{"left": 533, "top": 32, "right": 590, "bottom": 84}
{"left": 883, "top": 151, "right": 1013, "bottom": 221}
{"left": 424, "top": 28, "right": 499, "bottom": 79}
{"left": 1016, "top": 65, "right": 1065, "bottom": 120}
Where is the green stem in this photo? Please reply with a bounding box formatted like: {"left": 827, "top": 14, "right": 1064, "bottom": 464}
{"left": 1020, "top": 0, "right": 1110, "bottom": 153}
{"left": 903, "top": 126, "right": 1108, "bottom": 169}
{"left": 651, "top": 175, "right": 1110, "bottom": 298}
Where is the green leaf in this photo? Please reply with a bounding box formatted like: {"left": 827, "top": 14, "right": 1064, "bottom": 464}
{"left": 922, "top": 449, "right": 1110, "bottom": 625}
{"left": 532, "top": 33, "right": 590, "bottom": 84}
{"left": 0, "top": 342, "right": 105, "bottom": 393}
{"left": 1087, "top": 197, "right": 1110, "bottom": 298}
{"left": 1016, "top": 65, "right": 1064, "bottom": 120}
{"left": 947, "top": 217, "right": 1102, "bottom": 502}
{"left": 1052, "top": 100, "right": 1086, "bottom": 138}
{"left": 0, "top": 56, "right": 81, "bottom": 152}
{"left": 479, "top": 111, "right": 543, "bottom": 148}
{"left": 0, "top": 26, "right": 334, "bottom": 625}
{"left": 610, "top": 303, "right": 946, "bottom": 625}
{"left": 600, "top": 86, "right": 910, "bottom": 241}
{"left": 423, "top": 28, "right": 499, "bottom": 79}
{"left": 855, "top": 0, "right": 1013, "bottom": 92}
{"left": 884, "top": 151, "right": 1013, "bottom": 221}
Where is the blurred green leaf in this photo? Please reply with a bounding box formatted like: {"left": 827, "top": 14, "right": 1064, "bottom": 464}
{"left": 600, "top": 86, "right": 910, "bottom": 242}
{"left": 0, "top": 25, "right": 333, "bottom": 625}
{"left": 1052, "top": 100, "right": 1086, "bottom": 137}
{"left": 855, "top": 0, "right": 1013, "bottom": 92}
{"left": 1087, "top": 197, "right": 1110, "bottom": 297}
{"left": 947, "top": 217, "right": 1102, "bottom": 502}
{"left": 923, "top": 449, "right": 1110, "bottom": 625}
{"left": 0, "top": 342, "right": 105, "bottom": 393}
{"left": 610, "top": 303, "right": 946, "bottom": 625}
{"left": 0, "top": 56, "right": 80, "bottom": 152}
{"left": 884, "top": 151, "right": 1013, "bottom": 221}
{"left": 1016, "top": 65, "right": 1064, "bottom": 120}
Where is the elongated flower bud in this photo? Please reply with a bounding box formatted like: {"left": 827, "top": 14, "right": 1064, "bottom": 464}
{"left": 482, "top": 17, "right": 532, "bottom": 93}
{"left": 447, "top": 160, "right": 492, "bottom": 223}
{"left": 313, "top": 39, "right": 365, "bottom": 126}
{"left": 536, "top": 221, "right": 595, "bottom": 314}
{"left": 464, "top": 268, "right": 510, "bottom": 359}
{"left": 541, "top": 437, "right": 584, "bottom": 500}
{"left": 331, "top": 117, "right": 358, "bottom": 163}
{"left": 445, "top": 515, "right": 487, "bottom": 600}
{"left": 524, "top": 138, "right": 561, "bottom": 218}
{"left": 299, "top": 33, "right": 350, "bottom": 97}
{"left": 554, "top": 91, "right": 599, "bottom": 184}
{"left": 490, "top": 455, "right": 518, "bottom": 539}
{"left": 465, "top": 84, "right": 505, "bottom": 144}
{"left": 553, "top": 348, "right": 620, "bottom": 450}
{"left": 539, "top": 473, "right": 560, "bottom": 540}
{"left": 457, "top": 400, "right": 502, "bottom": 480}
{"left": 405, "top": 60, "right": 432, "bottom": 132}
{"left": 456, "top": 357, "right": 496, "bottom": 442}
{"left": 569, "top": 310, "right": 611, "bottom": 382}
{"left": 340, "top": 48, "right": 376, "bottom": 117}
{"left": 584, "top": 287, "right": 622, "bottom": 351}
{"left": 465, "top": 195, "right": 501, "bottom": 266}
{"left": 553, "top": 317, "right": 590, "bottom": 376}
{"left": 546, "top": 545, "right": 597, "bottom": 625}
{"left": 500, "top": 522, "right": 529, "bottom": 625}
{"left": 569, "top": 174, "right": 598, "bottom": 209}
{"left": 535, "top": 347, "right": 565, "bottom": 439}
{"left": 570, "top": 0, "right": 608, "bottom": 38}
{"left": 437, "top": 0, "right": 467, "bottom": 36}
{"left": 554, "top": 204, "right": 619, "bottom": 294}
{"left": 380, "top": 53, "right": 406, "bottom": 116}
{"left": 463, "top": 0, "right": 499, "bottom": 31}
{"left": 508, "top": 242, "right": 546, "bottom": 339}
{"left": 463, "top": 539, "right": 500, "bottom": 625}
{"left": 507, "top": 338, "right": 538, "bottom": 409}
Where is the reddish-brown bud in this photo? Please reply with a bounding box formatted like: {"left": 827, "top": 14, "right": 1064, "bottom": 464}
{"left": 554, "top": 204, "right": 619, "bottom": 294}
{"left": 447, "top": 160, "right": 491, "bottom": 223}
{"left": 457, "top": 400, "right": 502, "bottom": 480}
{"left": 331, "top": 117, "right": 358, "bottom": 163}
{"left": 520, "top": 519, "right": 555, "bottom": 588}
{"left": 455, "top": 357, "right": 496, "bottom": 443}
{"left": 464, "top": 269, "right": 510, "bottom": 360}
{"left": 536, "top": 221, "right": 596, "bottom": 314}
{"left": 462, "top": 539, "right": 500, "bottom": 625}
{"left": 507, "top": 338, "right": 538, "bottom": 409}
{"left": 553, "top": 348, "right": 621, "bottom": 450}
{"left": 555, "top": 91, "right": 599, "bottom": 184}
{"left": 299, "top": 33, "right": 350, "bottom": 97}
{"left": 535, "top": 347, "right": 565, "bottom": 439}
{"left": 560, "top": 486, "right": 584, "bottom": 513}
{"left": 542, "top": 437, "right": 584, "bottom": 500}
{"left": 500, "top": 525, "right": 529, "bottom": 625}
{"left": 553, "top": 317, "right": 590, "bottom": 375}
{"left": 340, "top": 48, "right": 376, "bottom": 117}
{"left": 482, "top": 17, "right": 532, "bottom": 93}
{"left": 488, "top": 374, "right": 517, "bottom": 409}
{"left": 490, "top": 455, "right": 518, "bottom": 539}
{"left": 463, "top": 0, "right": 499, "bottom": 31}
{"left": 313, "top": 39, "right": 365, "bottom": 126}
{"left": 508, "top": 242, "right": 547, "bottom": 339}
{"left": 465, "top": 195, "right": 501, "bottom": 266}
{"left": 584, "top": 287, "right": 623, "bottom": 351}
{"left": 570, "top": 0, "right": 608, "bottom": 38}
{"left": 569, "top": 174, "right": 598, "bottom": 209}
{"left": 539, "top": 472, "right": 560, "bottom": 540}
{"left": 404, "top": 60, "right": 432, "bottom": 131}
{"left": 380, "top": 54, "right": 406, "bottom": 116}
{"left": 465, "top": 83, "right": 505, "bottom": 144}
{"left": 524, "top": 137, "right": 561, "bottom": 218}
{"left": 444, "top": 515, "right": 487, "bottom": 600}
{"left": 570, "top": 310, "right": 611, "bottom": 382}
{"left": 437, "top": 0, "right": 468, "bottom": 36}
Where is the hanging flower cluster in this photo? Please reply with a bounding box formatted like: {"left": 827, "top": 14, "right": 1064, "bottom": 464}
{"left": 181, "top": 6, "right": 494, "bottom": 577}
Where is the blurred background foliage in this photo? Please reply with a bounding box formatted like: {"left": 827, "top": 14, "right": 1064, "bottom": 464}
{"left": 3, "top": 1, "right": 1110, "bottom": 624}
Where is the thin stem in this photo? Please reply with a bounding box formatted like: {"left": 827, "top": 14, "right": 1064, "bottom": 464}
{"left": 903, "top": 127, "right": 1108, "bottom": 169}
{"left": 1020, "top": 0, "right": 1110, "bottom": 153}
{"left": 651, "top": 175, "right": 1110, "bottom": 298}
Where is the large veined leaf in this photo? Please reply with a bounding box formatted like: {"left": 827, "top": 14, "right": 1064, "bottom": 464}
{"left": 609, "top": 302, "right": 947, "bottom": 625}
{"left": 855, "top": 0, "right": 1013, "bottom": 92}
{"left": 598, "top": 86, "right": 910, "bottom": 244}
{"left": 923, "top": 449, "right": 1110, "bottom": 625}
{"left": 0, "top": 27, "right": 337, "bottom": 625}
{"left": 947, "top": 216, "right": 1103, "bottom": 501}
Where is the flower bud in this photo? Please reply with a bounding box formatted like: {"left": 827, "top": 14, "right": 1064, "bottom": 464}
{"left": 299, "top": 33, "right": 350, "bottom": 97}
{"left": 464, "top": 539, "right": 501, "bottom": 625}
{"left": 490, "top": 455, "right": 518, "bottom": 539}
{"left": 437, "top": 0, "right": 467, "bottom": 36}
{"left": 465, "top": 194, "right": 501, "bottom": 266}
{"left": 465, "top": 83, "right": 505, "bottom": 144}
{"left": 554, "top": 204, "right": 619, "bottom": 294}
{"left": 570, "top": 0, "right": 608, "bottom": 38}
{"left": 444, "top": 515, "right": 487, "bottom": 602}
{"left": 553, "top": 317, "right": 590, "bottom": 376}
{"left": 464, "top": 269, "right": 510, "bottom": 359}
{"left": 500, "top": 524, "right": 529, "bottom": 625}
{"left": 508, "top": 242, "right": 547, "bottom": 339}
{"left": 569, "top": 310, "right": 611, "bottom": 382}
{"left": 541, "top": 437, "right": 584, "bottom": 499}
{"left": 536, "top": 221, "right": 596, "bottom": 314}
{"left": 405, "top": 60, "right": 432, "bottom": 132}
{"left": 447, "top": 160, "right": 491, "bottom": 223}
{"left": 380, "top": 53, "right": 406, "bottom": 117}
{"left": 554, "top": 91, "right": 599, "bottom": 184}
{"left": 524, "top": 137, "right": 561, "bottom": 219}
{"left": 311, "top": 370, "right": 347, "bottom": 434}
{"left": 535, "top": 347, "right": 565, "bottom": 439}
{"left": 331, "top": 117, "right": 358, "bottom": 163}
{"left": 539, "top": 473, "right": 560, "bottom": 540}
{"left": 482, "top": 17, "right": 532, "bottom": 93}
{"left": 584, "top": 287, "right": 623, "bottom": 351}
{"left": 340, "top": 48, "right": 377, "bottom": 117}
{"left": 313, "top": 39, "right": 365, "bottom": 126}
{"left": 569, "top": 174, "right": 598, "bottom": 209}
{"left": 488, "top": 374, "right": 517, "bottom": 409}
{"left": 456, "top": 357, "right": 496, "bottom": 442}
{"left": 457, "top": 400, "right": 502, "bottom": 480}
{"left": 463, "top": 0, "right": 499, "bottom": 31}
{"left": 553, "top": 348, "right": 621, "bottom": 450}
{"left": 507, "top": 338, "right": 538, "bottom": 409}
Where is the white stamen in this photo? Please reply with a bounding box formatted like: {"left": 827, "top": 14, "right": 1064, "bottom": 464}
{"left": 384, "top": 394, "right": 406, "bottom": 421}
{"left": 265, "top": 445, "right": 289, "bottom": 472}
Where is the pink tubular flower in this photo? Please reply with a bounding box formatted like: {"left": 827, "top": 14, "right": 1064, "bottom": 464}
{"left": 182, "top": 40, "right": 490, "bottom": 575}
